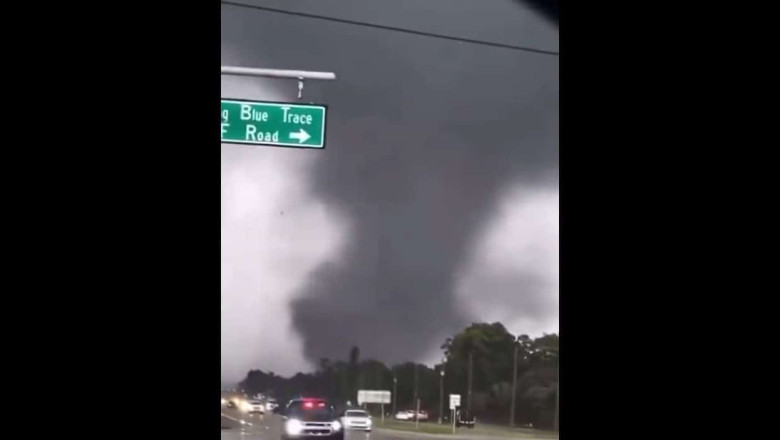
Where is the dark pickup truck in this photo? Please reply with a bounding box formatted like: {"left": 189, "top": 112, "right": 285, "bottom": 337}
{"left": 455, "top": 410, "right": 476, "bottom": 428}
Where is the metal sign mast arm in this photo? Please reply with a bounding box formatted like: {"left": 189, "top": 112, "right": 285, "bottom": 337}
{"left": 221, "top": 66, "right": 337, "bottom": 81}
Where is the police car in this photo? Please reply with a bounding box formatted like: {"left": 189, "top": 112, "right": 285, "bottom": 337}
{"left": 280, "top": 398, "right": 344, "bottom": 440}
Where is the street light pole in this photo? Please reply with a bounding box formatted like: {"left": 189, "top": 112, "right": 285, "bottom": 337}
{"left": 510, "top": 342, "right": 519, "bottom": 427}
{"left": 393, "top": 376, "right": 398, "bottom": 416}
{"left": 439, "top": 369, "right": 445, "bottom": 424}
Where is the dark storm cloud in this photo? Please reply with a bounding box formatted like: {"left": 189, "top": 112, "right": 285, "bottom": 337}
{"left": 222, "top": 0, "right": 558, "bottom": 366}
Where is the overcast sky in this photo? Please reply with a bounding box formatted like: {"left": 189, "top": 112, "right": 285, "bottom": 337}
{"left": 221, "top": 0, "right": 558, "bottom": 383}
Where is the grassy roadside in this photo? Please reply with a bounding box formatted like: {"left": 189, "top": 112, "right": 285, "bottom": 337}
{"left": 376, "top": 420, "right": 558, "bottom": 439}
{"left": 378, "top": 420, "right": 454, "bottom": 435}
{"left": 468, "top": 423, "right": 559, "bottom": 439}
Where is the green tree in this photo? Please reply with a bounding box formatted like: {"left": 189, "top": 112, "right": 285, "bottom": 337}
{"left": 442, "top": 322, "right": 517, "bottom": 399}
{"left": 236, "top": 323, "right": 558, "bottom": 429}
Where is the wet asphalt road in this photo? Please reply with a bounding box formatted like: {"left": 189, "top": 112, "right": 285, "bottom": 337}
{"left": 220, "top": 408, "right": 554, "bottom": 440}
{"left": 221, "top": 409, "right": 375, "bottom": 440}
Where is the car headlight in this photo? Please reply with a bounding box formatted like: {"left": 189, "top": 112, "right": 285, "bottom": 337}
{"left": 332, "top": 421, "right": 342, "bottom": 432}
{"left": 285, "top": 419, "right": 303, "bottom": 436}
{"left": 367, "top": 419, "right": 372, "bottom": 426}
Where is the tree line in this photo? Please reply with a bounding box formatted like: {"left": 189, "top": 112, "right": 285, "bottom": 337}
{"left": 238, "top": 322, "right": 558, "bottom": 429}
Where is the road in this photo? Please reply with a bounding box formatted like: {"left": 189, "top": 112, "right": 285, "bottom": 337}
{"left": 221, "top": 409, "right": 375, "bottom": 440}
{"left": 221, "top": 409, "right": 555, "bottom": 440}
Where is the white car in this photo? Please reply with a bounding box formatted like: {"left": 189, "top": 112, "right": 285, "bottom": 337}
{"left": 395, "top": 410, "right": 428, "bottom": 421}
{"left": 395, "top": 410, "right": 415, "bottom": 421}
{"left": 341, "top": 409, "right": 372, "bottom": 432}
{"left": 244, "top": 400, "right": 265, "bottom": 414}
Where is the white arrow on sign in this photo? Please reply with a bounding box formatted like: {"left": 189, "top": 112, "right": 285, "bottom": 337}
{"left": 289, "top": 129, "right": 311, "bottom": 143}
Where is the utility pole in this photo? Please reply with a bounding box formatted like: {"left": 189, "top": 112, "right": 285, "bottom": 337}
{"left": 510, "top": 342, "right": 519, "bottom": 427}
{"left": 416, "top": 397, "right": 421, "bottom": 430}
{"left": 413, "top": 364, "right": 419, "bottom": 423}
{"left": 467, "top": 351, "right": 473, "bottom": 413}
{"left": 554, "top": 365, "right": 559, "bottom": 431}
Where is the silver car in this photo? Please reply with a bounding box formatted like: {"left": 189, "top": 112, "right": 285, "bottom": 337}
{"left": 341, "top": 410, "right": 372, "bottom": 432}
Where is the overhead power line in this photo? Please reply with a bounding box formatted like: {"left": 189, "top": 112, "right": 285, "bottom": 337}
{"left": 221, "top": 1, "right": 559, "bottom": 56}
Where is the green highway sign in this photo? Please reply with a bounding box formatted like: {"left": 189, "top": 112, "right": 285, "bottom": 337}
{"left": 221, "top": 99, "right": 327, "bottom": 149}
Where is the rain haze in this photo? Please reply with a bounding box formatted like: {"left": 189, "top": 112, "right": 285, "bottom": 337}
{"left": 221, "top": 0, "right": 558, "bottom": 383}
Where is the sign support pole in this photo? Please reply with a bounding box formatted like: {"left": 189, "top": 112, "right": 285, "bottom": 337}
{"left": 452, "top": 409, "right": 456, "bottom": 434}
